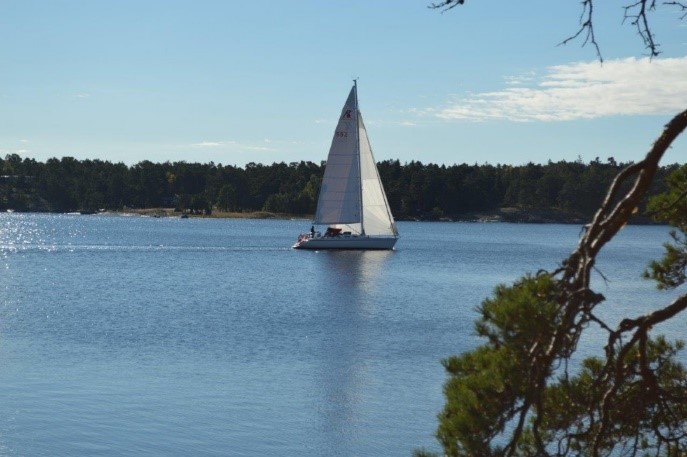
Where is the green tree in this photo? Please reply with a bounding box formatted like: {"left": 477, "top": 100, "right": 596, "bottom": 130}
{"left": 217, "top": 183, "right": 238, "bottom": 212}
{"left": 2, "top": 153, "right": 681, "bottom": 219}
{"left": 422, "top": 1, "right": 687, "bottom": 456}
{"left": 263, "top": 192, "right": 292, "bottom": 213}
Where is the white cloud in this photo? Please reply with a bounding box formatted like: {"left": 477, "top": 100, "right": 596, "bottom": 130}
{"left": 435, "top": 56, "right": 687, "bottom": 122}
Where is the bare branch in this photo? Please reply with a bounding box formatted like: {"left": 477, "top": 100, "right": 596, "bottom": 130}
{"left": 559, "top": 0, "right": 603, "bottom": 62}
{"left": 618, "top": 293, "right": 687, "bottom": 333}
{"left": 580, "top": 110, "right": 687, "bottom": 262}
{"left": 624, "top": 0, "right": 662, "bottom": 57}
{"left": 428, "top": 0, "right": 464, "bottom": 12}
{"left": 664, "top": 1, "right": 687, "bottom": 18}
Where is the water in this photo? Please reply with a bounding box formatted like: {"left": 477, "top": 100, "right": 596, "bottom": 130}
{"left": 0, "top": 214, "right": 682, "bottom": 456}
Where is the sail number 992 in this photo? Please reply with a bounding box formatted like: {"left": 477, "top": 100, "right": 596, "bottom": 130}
{"left": 335, "top": 131, "right": 348, "bottom": 138}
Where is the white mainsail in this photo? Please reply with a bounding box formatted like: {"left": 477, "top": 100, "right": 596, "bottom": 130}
{"left": 313, "top": 87, "right": 361, "bottom": 227}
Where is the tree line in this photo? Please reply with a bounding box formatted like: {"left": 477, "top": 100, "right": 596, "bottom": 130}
{"left": 0, "top": 153, "right": 677, "bottom": 221}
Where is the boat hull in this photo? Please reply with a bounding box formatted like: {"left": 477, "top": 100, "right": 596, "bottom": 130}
{"left": 293, "top": 235, "right": 397, "bottom": 250}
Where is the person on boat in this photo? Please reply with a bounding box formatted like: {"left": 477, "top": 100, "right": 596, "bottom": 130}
{"left": 310, "top": 225, "right": 315, "bottom": 238}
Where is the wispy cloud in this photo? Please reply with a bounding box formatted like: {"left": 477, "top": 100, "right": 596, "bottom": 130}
{"left": 188, "top": 140, "right": 275, "bottom": 152}
{"left": 0, "top": 148, "right": 31, "bottom": 155}
{"left": 191, "top": 141, "right": 224, "bottom": 148}
{"left": 504, "top": 71, "right": 537, "bottom": 86}
{"left": 1, "top": 140, "right": 31, "bottom": 156}
{"left": 435, "top": 57, "right": 687, "bottom": 122}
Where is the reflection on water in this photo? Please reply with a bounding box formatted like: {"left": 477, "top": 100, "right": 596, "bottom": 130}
{"left": 311, "top": 250, "right": 393, "bottom": 453}
{"left": 316, "top": 250, "right": 392, "bottom": 293}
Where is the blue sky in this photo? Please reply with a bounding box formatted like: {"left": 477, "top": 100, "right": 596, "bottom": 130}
{"left": 1, "top": 1, "right": 686, "bottom": 167}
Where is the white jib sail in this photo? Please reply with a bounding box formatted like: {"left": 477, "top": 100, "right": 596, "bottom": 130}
{"left": 358, "top": 113, "right": 398, "bottom": 236}
{"left": 313, "top": 87, "right": 362, "bottom": 228}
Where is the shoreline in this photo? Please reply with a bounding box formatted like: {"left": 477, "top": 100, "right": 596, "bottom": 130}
{"left": 18, "top": 207, "right": 656, "bottom": 225}
{"left": 120, "top": 208, "right": 305, "bottom": 219}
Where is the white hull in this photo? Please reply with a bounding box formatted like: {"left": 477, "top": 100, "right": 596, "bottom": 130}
{"left": 293, "top": 235, "right": 397, "bottom": 250}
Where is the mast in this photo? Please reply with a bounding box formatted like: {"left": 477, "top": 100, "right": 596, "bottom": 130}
{"left": 354, "top": 79, "right": 365, "bottom": 235}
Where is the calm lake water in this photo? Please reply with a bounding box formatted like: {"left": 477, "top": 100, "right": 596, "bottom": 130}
{"left": 0, "top": 213, "right": 682, "bottom": 456}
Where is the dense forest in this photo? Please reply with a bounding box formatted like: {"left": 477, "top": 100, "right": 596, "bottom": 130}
{"left": 0, "top": 153, "right": 677, "bottom": 222}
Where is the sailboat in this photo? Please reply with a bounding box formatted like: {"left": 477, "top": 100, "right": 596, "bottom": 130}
{"left": 293, "top": 81, "right": 399, "bottom": 250}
